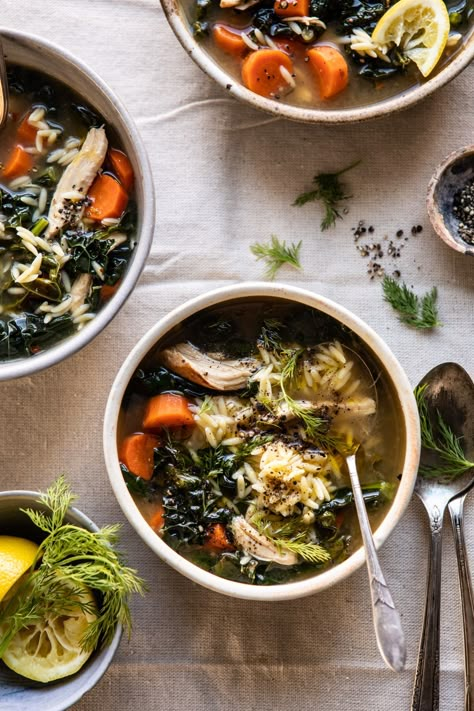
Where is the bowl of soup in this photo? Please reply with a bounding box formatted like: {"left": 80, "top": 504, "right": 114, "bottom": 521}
{"left": 159, "top": 0, "right": 474, "bottom": 122}
{"left": 0, "top": 29, "right": 154, "bottom": 380}
{"left": 103, "top": 282, "right": 420, "bottom": 600}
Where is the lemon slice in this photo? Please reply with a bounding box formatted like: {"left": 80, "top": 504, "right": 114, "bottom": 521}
{"left": 2, "top": 582, "right": 97, "bottom": 683}
{"left": 372, "top": 0, "right": 450, "bottom": 77}
{"left": 0, "top": 536, "right": 38, "bottom": 603}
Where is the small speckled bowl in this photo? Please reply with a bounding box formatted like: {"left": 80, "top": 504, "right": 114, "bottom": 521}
{"left": 0, "top": 491, "right": 122, "bottom": 711}
{"left": 427, "top": 144, "right": 474, "bottom": 256}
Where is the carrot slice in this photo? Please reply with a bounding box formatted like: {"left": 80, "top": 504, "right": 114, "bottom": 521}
{"left": 148, "top": 504, "right": 165, "bottom": 532}
{"left": 143, "top": 393, "right": 195, "bottom": 430}
{"left": 213, "top": 25, "right": 247, "bottom": 57}
{"left": 307, "top": 45, "right": 349, "bottom": 100}
{"left": 205, "top": 523, "right": 235, "bottom": 551}
{"left": 100, "top": 281, "right": 120, "bottom": 301}
{"left": 85, "top": 174, "right": 129, "bottom": 221}
{"left": 241, "top": 49, "right": 295, "bottom": 98}
{"left": 17, "top": 112, "right": 37, "bottom": 144}
{"left": 274, "top": 0, "right": 309, "bottom": 17}
{"left": 119, "top": 433, "right": 160, "bottom": 480}
{"left": 107, "top": 148, "right": 134, "bottom": 192}
{"left": 3, "top": 145, "right": 34, "bottom": 180}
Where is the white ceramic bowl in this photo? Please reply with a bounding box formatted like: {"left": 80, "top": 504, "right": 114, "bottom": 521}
{"left": 103, "top": 282, "right": 420, "bottom": 601}
{"left": 0, "top": 29, "right": 155, "bottom": 381}
{"left": 160, "top": 0, "right": 474, "bottom": 124}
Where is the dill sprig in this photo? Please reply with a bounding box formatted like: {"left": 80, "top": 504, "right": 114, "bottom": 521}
{"left": 258, "top": 318, "right": 284, "bottom": 352}
{"left": 293, "top": 161, "right": 360, "bottom": 231}
{"left": 0, "top": 477, "right": 146, "bottom": 657}
{"left": 382, "top": 276, "right": 441, "bottom": 329}
{"left": 279, "top": 348, "right": 346, "bottom": 452}
{"left": 250, "top": 235, "right": 302, "bottom": 280}
{"left": 252, "top": 512, "right": 331, "bottom": 564}
{"left": 415, "top": 384, "right": 474, "bottom": 479}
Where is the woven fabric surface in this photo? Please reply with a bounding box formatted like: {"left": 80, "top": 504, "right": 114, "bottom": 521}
{"left": 1, "top": 0, "right": 474, "bottom": 709}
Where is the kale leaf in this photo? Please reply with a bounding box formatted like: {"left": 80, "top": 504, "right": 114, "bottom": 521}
{"left": 0, "top": 313, "right": 75, "bottom": 359}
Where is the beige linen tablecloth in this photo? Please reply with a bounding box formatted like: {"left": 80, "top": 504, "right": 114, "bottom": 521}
{"left": 2, "top": 0, "right": 474, "bottom": 708}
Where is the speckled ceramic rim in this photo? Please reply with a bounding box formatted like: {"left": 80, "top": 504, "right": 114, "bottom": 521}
{"left": 0, "top": 28, "right": 155, "bottom": 382}
{"left": 104, "top": 282, "right": 420, "bottom": 601}
{"left": 427, "top": 143, "right": 474, "bottom": 256}
{"left": 0, "top": 490, "right": 122, "bottom": 711}
{"left": 159, "top": 0, "right": 474, "bottom": 124}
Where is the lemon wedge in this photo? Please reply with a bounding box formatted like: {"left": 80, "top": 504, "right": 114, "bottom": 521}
{"left": 0, "top": 536, "right": 38, "bottom": 603}
{"left": 372, "top": 0, "right": 450, "bottom": 77}
{"left": 2, "top": 581, "right": 97, "bottom": 683}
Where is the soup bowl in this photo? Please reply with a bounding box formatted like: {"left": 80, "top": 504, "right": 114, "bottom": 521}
{"left": 104, "top": 282, "right": 420, "bottom": 601}
{"left": 160, "top": 0, "right": 474, "bottom": 124}
{"left": 0, "top": 491, "right": 122, "bottom": 711}
{"left": 0, "top": 28, "right": 154, "bottom": 381}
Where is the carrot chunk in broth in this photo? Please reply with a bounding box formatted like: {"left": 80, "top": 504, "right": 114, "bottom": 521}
{"left": 242, "top": 50, "right": 295, "bottom": 98}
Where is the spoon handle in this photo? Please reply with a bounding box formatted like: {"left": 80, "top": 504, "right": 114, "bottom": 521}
{"left": 449, "top": 495, "right": 474, "bottom": 711}
{"left": 346, "top": 454, "right": 406, "bottom": 672}
{"left": 411, "top": 504, "right": 444, "bottom": 711}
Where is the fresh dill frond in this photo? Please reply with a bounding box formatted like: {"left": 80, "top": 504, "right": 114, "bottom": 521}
{"left": 278, "top": 348, "right": 345, "bottom": 451}
{"left": 259, "top": 318, "right": 284, "bottom": 352}
{"left": 382, "top": 277, "right": 441, "bottom": 329}
{"left": 251, "top": 512, "right": 330, "bottom": 564}
{"left": 198, "top": 395, "right": 213, "bottom": 415}
{"left": 293, "top": 161, "right": 360, "bottom": 231}
{"left": 0, "top": 476, "right": 146, "bottom": 657}
{"left": 277, "top": 537, "right": 331, "bottom": 563}
{"left": 250, "top": 235, "right": 302, "bottom": 280}
{"left": 415, "top": 384, "right": 474, "bottom": 479}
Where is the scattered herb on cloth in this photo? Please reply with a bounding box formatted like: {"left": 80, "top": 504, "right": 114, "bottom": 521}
{"left": 293, "top": 161, "right": 359, "bottom": 231}
{"left": 382, "top": 276, "right": 441, "bottom": 329}
{"left": 0, "top": 476, "right": 145, "bottom": 658}
{"left": 250, "top": 235, "right": 302, "bottom": 280}
{"left": 415, "top": 384, "right": 474, "bottom": 479}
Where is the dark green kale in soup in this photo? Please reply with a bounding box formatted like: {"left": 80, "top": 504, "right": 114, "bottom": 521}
{"left": 0, "top": 65, "right": 136, "bottom": 360}
{"left": 119, "top": 300, "right": 405, "bottom": 586}
{"left": 187, "top": 0, "right": 470, "bottom": 109}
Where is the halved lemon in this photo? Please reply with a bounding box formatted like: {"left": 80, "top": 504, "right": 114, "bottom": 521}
{"left": 2, "top": 582, "right": 97, "bottom": 683}
{"left": 372, "top": 0, "right": 450, "bottom": 77}
{"left": 0, "top": 536, "right": 38, "bottom": 603}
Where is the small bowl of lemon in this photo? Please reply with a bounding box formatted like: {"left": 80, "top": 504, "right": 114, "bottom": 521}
{"left": 0, "top": 478, "right": 144, "bottom": 711}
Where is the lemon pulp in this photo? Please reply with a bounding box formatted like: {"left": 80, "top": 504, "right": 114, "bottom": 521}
{"left": 2, "top": 582, "right": 97, "bottom": 683}
{"left": 0, "top": 536, "right": 38, "bottom": 603}
{"left": 372, "top": 0, "right": 450, "bottom": 77}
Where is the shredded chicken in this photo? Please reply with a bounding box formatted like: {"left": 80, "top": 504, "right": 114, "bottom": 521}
{"left": 70, "top": 273, "right": 92, "bottom": 311}
{"left": 232, "top": 516, "right": 298, "bottom": 565}
{"left": 160, "top": 342, "right": 259, "bottom": 391}
{"left": 45, "top": 126, "right": 108, "bottom": 238}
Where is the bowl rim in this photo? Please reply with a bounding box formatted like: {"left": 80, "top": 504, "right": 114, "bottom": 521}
{"left": 0, "top": 28, "right": 155, "bottom": 382}
{"left": 159, "top": 0, "right": 474, "bottom": 124}
{"left": 103, "top": 281, "right": 420, "bottom": 601}
{"left": 427, "top": 143, "right": 474, "bottom": 257}
{"left": 0, "top": 490, "right": 122, "bottom": 711}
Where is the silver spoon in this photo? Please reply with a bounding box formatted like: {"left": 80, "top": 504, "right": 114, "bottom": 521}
{"left": 321, "top": 346, "right": 406, "bottom": 672}
{"left": 346, "top": 451, "right": 406, "bottom": 672}
{"left": 412, "top": 363, "right": 474, "bottom": 711}
{"left": 0, "top": 36, "right": 8, "bottom": 130}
